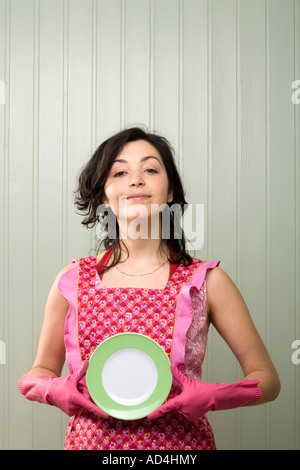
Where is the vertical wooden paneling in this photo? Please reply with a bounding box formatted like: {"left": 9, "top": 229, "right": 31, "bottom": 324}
{"left": 35, "top": 0, "right": 67, "bottom": 449}
{"left": 268, "top": 0, "right": 297, "bottom": 450}
{"left": 96, "top": 0, "right": 121, "bottom": 141}
{"left": 7, "top": 0, "right": 35, "bottom": 449}
{"left": 154, "top": 0, "right": 179, "bottom": 155}
{"left": 0, "top": 0, "right": 299, "bottom": 450}
{"left": 0, "top": 0, "right": 6, "bottom": 452}
{"left": 125, "top": 0, "right": 150, "bottom": 127}
{"left": 238, "top": 0, "right": 268, "bottom": 450}
{"left": 66, "top": 0, "right": 94, "bottom": 260}
{"left": 295, "top": 1, "right": 300, "bottom": 451}
{"left": 206, "top": 0, "right": 239, "bottom": 450}
{"left": 181, "top": 0, "right": 208, "bottom": 259}
{"left": 210, "top": 0, "right": 238, "bottom": 276}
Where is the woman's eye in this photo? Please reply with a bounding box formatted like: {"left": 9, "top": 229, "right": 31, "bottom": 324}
{"left": 113, "top": 169, "right": 158, "bottom": 177}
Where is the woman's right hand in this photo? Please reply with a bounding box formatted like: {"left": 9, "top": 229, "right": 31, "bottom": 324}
{"left": 18, "top": 360, "right": 109, "bottom": 418}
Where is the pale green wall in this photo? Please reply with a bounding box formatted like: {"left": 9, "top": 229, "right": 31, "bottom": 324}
{"left": 0, "top": 0, "right": 299, "bottom": 450}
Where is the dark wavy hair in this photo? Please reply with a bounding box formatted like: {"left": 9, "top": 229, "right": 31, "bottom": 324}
{"left": 74, "top": 127, "right": 192, "bottom": 269}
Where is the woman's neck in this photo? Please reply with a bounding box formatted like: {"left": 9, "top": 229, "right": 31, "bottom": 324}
{"left": 117, "top": 238, "right": 169, "bottom": 267}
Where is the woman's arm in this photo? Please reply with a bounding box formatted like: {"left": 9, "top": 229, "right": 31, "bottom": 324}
{"left": 27, "top": 264, "right": 75, "bottom": 378}
{"left": 19, "top": 263, "right": 109, "bottom": 418}
{"left": 206, "top": 267, "right": 281, "bottom": 404}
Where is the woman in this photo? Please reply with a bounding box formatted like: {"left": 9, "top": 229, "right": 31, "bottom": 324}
{"left": 18, "top": 127, "right": 280, "bottom": 450}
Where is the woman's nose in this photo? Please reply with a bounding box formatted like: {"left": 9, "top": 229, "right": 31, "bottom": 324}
{"left": 129, "top": 172, "right": 145, "bottom": 187}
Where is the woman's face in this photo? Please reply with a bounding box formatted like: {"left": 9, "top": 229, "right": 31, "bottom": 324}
{"left": 104, "top": 140, "right": 173, "bottom": 227}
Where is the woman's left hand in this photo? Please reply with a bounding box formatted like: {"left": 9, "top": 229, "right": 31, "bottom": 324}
{"left": 148, "top": 364, "right": 262, "bottom": 421}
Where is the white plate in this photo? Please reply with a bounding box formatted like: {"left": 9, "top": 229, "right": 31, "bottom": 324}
{"left": 101, "top": 347, "right": 158, "bottom": 406}
{"left": 86, "top": 333, "right": 172, "bottom": 420}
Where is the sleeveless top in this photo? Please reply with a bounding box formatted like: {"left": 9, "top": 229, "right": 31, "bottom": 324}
{"left": 58, "top": 247, "right": 220, "bottom": 450}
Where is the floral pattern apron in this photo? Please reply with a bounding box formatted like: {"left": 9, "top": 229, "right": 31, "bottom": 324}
{"left": 58, "top": 248, "right": 219, "bottom": 450}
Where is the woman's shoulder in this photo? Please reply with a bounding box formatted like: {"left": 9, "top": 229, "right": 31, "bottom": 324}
{"left": 189, "top": 256, "right": 220, "bottom": 269}
{"left": 61, "top": 261, "right": 77, "bottom": 273}
{"left": 53, "top": 261, "right": 79, "bottom": 303}
{"left": 205, "top": 265, "right": 230, "bottom": 285}
{"left": 205, "top": 266, "right": 242, "bottom": 309}
{"left": 53, "top": 261, "right": 78, "bottom": 288}
{"left": 55, "top": 250, "right": 109, "bottom": 281}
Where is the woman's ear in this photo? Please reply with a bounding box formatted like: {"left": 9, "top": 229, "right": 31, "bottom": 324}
{"left": 102, "top": 194, "right": 110, "bottom": 208}
{"left": 167, "top": 189, "right": 173, "bottom": 203}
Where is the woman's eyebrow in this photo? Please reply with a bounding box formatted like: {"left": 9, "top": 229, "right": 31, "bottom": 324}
{"left": 113, "top": 156, "right": 162, "bottom": 166}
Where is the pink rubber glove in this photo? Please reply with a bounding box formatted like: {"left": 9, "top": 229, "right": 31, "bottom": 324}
{"left": 18, "top": 360, "right": 108, "bottom": 418}
{"left": 148, "top": 364, "right": 262, "bottom": 421}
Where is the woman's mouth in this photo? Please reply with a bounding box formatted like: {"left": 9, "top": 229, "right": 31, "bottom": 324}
{"left": 126, "top": 194, "right": 150, "bottom": 202}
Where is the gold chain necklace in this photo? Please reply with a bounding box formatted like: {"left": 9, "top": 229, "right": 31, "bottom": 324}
{"left": 115, "top": 259, "right": 168, "bottom": 277}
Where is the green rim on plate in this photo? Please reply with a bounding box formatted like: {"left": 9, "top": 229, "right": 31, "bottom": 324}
{"left": 86, "top": 333, "right": 172, "bottom": 420}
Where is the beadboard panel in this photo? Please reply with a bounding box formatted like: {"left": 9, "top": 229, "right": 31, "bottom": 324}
{"left": 0, "top": 0, "right": 299, "bottom": 450}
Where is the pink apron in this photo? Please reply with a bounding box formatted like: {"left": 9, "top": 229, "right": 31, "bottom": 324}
{"left": 58, "top": 248, "right": 219, "bottom": 450}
